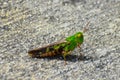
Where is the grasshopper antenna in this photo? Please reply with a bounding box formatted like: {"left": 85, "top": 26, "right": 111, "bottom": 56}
{"left": 83, "top": 21, "right": 90, "bottom": 33}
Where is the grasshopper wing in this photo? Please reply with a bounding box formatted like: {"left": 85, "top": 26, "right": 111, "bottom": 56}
{"left": 28, "top": 40, "right": 67, "bottom": 58}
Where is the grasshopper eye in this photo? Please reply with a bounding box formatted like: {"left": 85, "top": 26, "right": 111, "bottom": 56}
{"left": 77, "top": 34, "right": 81, "bottom": 38}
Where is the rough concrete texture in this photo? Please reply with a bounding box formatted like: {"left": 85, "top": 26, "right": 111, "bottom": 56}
{"left": 0, "top": 0, "right": 120, "bottom": 80}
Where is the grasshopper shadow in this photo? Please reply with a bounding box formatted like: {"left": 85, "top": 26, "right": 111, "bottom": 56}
{"left": 36, "top": 54, "right": 93, "bottom": 62}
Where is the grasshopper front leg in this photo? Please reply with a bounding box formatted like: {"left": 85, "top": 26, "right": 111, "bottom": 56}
{"left": 77, "top": 43, "right": 81, "bottom": 48}
{"left": 77, "top": 44, "right": 83, "bottom": 57}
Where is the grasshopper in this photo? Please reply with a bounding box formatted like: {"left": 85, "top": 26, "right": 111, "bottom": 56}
{"left": 28, "top": 22, "right": 90, "bottom": 64}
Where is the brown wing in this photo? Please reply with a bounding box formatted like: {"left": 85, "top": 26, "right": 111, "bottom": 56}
{"left": 28, "top": 40, "right": 67, "bottom": 58}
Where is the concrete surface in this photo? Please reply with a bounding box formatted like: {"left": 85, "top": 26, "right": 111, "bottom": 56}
{"left": 0, "top": 0, "right": 120, "bottom": 80}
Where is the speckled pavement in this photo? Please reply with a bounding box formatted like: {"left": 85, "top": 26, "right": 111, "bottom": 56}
{"left": 0, "top": 0, "right": 120, "bottom": 80}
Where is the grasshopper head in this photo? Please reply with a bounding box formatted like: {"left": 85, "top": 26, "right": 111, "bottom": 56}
{"left": 75, "top": 32, "right": 84, "bottom": 45}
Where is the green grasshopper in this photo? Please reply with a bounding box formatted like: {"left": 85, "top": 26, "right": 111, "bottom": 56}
{"left": 28, "top": 22, "right": 90, "bottom": 64}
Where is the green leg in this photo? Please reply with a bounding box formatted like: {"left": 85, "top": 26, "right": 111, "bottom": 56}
{"left": 62, "top": 51, "right": 71, "bottom": 65}
{"left": 63, "top": 53, "right": 67, "bottom": 65}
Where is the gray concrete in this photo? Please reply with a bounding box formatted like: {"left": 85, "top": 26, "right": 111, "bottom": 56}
{"left": 0, "top": 0, "right": 120, "bottom": 80}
